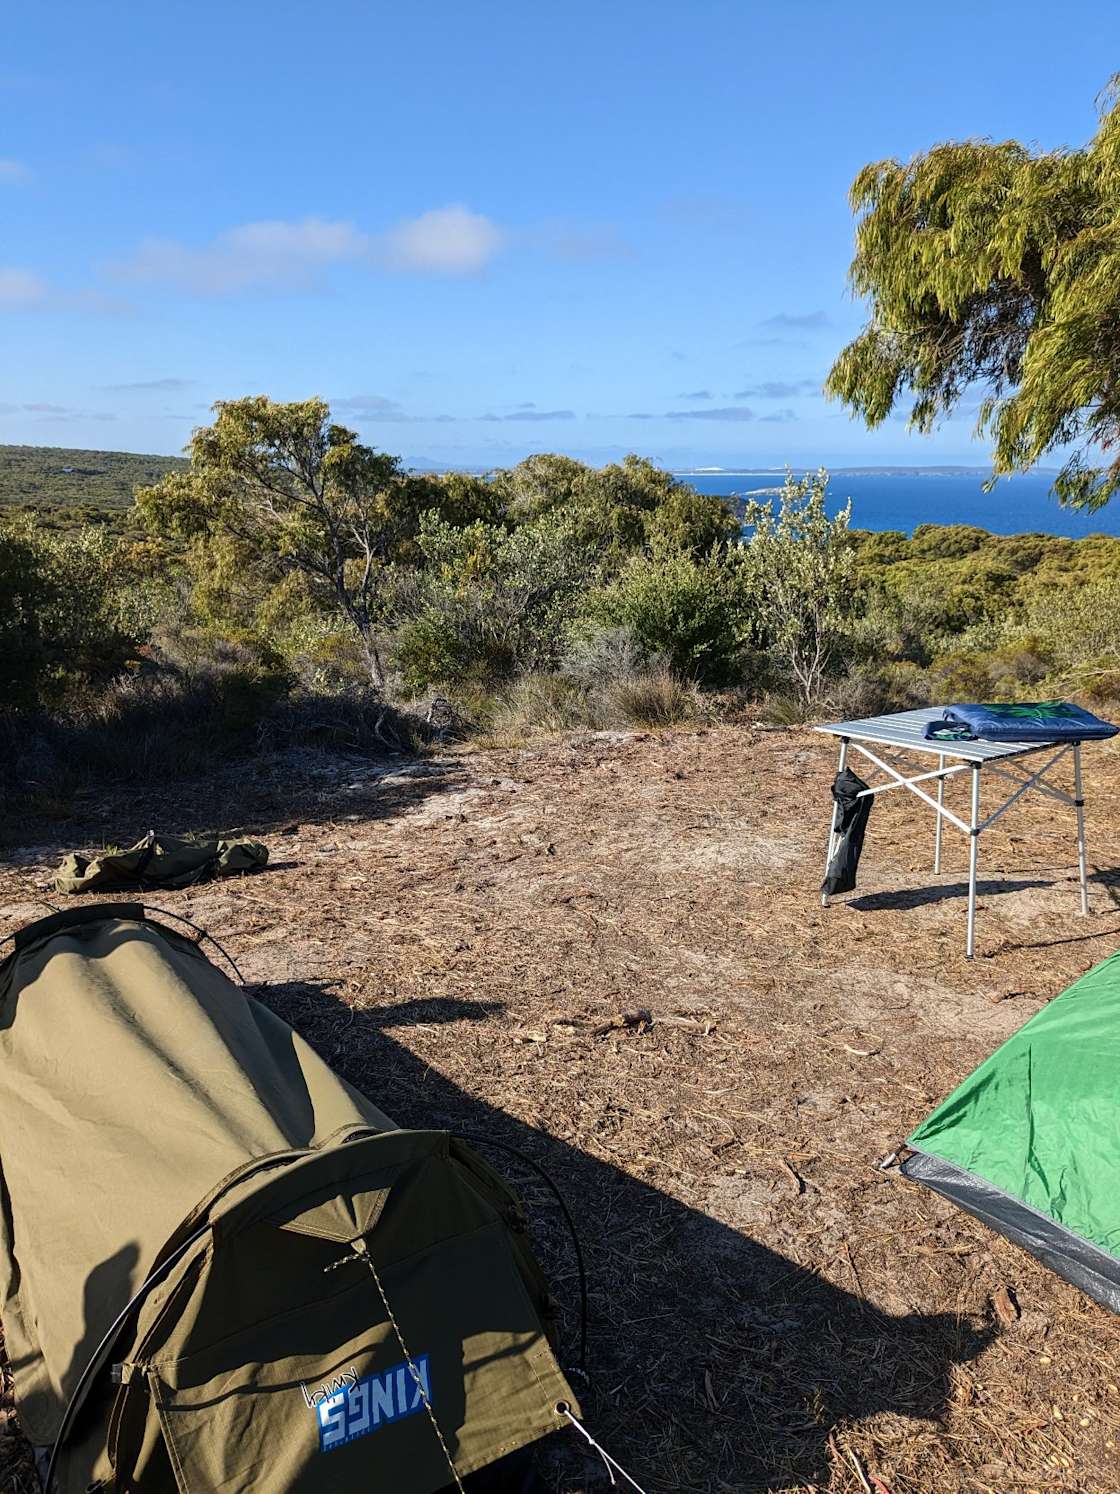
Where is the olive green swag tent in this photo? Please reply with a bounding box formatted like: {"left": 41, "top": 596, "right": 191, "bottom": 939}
{"left": 904, "top": 948, "right": 1120, "bottom": 1313}
{"left": 0, "top": 906, "right": 579, "bottom": 1494}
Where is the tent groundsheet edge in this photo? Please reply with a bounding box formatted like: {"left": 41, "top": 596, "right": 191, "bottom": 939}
{"left": 902, "top": 1149, "right": 1120, "bottom": 1314}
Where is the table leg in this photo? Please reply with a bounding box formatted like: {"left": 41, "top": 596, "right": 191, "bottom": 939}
{"left": 934, "top": 752, "right": 945, "bottom": 873}
{"left": 966, "top": 764, "right": 980, "bottom": 959}
{"left": 1074, "top": 742, "right": 1089, "bottom": 916}
{"left": 821, "top": 737, "right": 848, "bottom": 908}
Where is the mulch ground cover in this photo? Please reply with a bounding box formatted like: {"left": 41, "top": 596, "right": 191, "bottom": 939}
{"left": 3, "top": 722, "right": 1120, "bottom": 1492}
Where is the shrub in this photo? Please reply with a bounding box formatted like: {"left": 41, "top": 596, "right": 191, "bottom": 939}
{"left": 1020, "top": 577, "right": 1120, "bottom": 671}
{"left": 740, "top": 470, "right": 856, "bottom": 704}
{"left": 925, "top": 637, "right": 1051, "bottom": 702}
{"left": 562, "top": 624, "right": 651, "bottom": 686}
{"left": 388, "top": 516, "right": 594, "bottom": 692}
{"left": 586, "top": 553, "right": 750, "bottom": 685}
{"left": 0, "top": 517, "right": 162, "bottom": 706}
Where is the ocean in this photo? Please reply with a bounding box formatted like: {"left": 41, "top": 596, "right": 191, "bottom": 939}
{"left": 685, "top": 470, "right": 1120, "bottom": 538}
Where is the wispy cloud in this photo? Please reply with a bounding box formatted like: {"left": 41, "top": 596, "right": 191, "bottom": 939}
{"left": 665, "top": 405, "right": 754, "bottom": 422}
{"left": 333, "top": 394, "right": 407, "bottom": 418}
{"left": 0, "top": 265, "right": 131, "bottom": 315}
{"left": 0, "top": 158, "right": 32, "bottom": 184}
{"left": 109, "top": 205, "right": 509, "bottom": 293}
{"left": 110, "top": 217, "right": 370, "bottom": 294}
{"left": 102, "top": 376, "right": 195, "bottom": 392}
{"left": 105, "top": 199, "right": 642, "bottom": 302}
{"left": 0, "top": 268, "right": 49, "bottom": 307}
{"left": 758, "top": 408, "right": 797, "bottom": 423}
{"left": 734, "top": 335, "right": 804, "bottom": 350}
{"left": 628, "top": 405, "right": 755, "bottom": 422}
{"left": 0, "top": 400, "right": 116, "bottom": 422}
{"left": 659, "top": 193, "right": 749, "bottom": 233}
{"left": 734, "top": 379, "right": 820, "bottom": 399}
{"left": 333, "top": 394, "right": 464, "bottom": 425}
{"left": 527, "top": 220, "right": 633, "bottom": 260}
{"left": 757, "top": 310, "right": 831, "bottom": 332}
{"left": 479, "top": 409, "right": 576, "bottom": 422}
{"left": 677, "top": 389, "right": 712, "bottom": 400}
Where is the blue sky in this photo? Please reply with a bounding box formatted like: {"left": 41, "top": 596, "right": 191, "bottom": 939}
{"left": 1, "top": 0, "right": 1116, "bottom": 469}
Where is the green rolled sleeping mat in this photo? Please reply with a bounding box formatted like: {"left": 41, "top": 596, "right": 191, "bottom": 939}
{"left": 54, "top": 830, "right": 269, "bottom": 894}
{"left": 0, "top": 906, "right": 578, "bottom": 1492}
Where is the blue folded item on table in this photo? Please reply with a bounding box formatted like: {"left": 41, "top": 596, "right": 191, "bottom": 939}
{"left": 924, "top": 701, "right": 1119, "bottom": 743}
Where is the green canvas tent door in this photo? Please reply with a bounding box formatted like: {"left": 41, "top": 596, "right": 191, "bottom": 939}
{"left": 903, "top": 949, "right": 1120, "bottom": 1313}
{"left": 0, "top": 905, "right": 578, "bottom": 1493}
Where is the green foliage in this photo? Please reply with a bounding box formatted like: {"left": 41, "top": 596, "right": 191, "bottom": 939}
{"left": 490, "top": 452, "right": 736, "bottom": 556}
{"left": 909, "top": 524, "right": 989, "bottom": 560}
{"left": 0, "top": 517, "right": 161, "bottom": 705}
{"left": 741, "top": 470, "right": 856, "bottom": 704}
{"left": 137, "top": 397, "right": 412, "bottom": 683}
{"left": 587, "top": 551, "right": 750, "bottom": 685}
{"left": 1020, "top": 577, "right": 1120, "bottom": 671}
{"left": 0, "top": 444, "right": 185, "bottom": 512}
{"left": 389, "top": 515, "right": 592, "bottom": 692}
{"left": 827, "top": 79, "right": 1120, "bottom": 507}
{"left": 8, "top": 407, "right": 1120, "bottom": 764}
{"left": 925, "top": 638, "right": 1052, "bottom": 702}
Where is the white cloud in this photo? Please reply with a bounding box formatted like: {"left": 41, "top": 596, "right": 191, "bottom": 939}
{"left": 0, "top": 271, "right": 133, "bottom": 316}
{"left": 111, "top": 216, "right": 369, "bottom": 294}
{"left": 377, "top": 205, "right": 504, "bottom": 275}
{"left": 110, "top": 206, "right": 506, "bottom": 293}
{"left": 0, "top": 158, "right": 31, "bottom": 184}
{"left": 0, "top": 268, "right": 48, "bottom": 307}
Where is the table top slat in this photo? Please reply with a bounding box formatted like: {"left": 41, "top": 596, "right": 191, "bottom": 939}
{"left": 814, "top": 707, "right": 1064, "bottom": 762}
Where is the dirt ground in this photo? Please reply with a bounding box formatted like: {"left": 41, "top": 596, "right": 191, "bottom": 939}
{"left": 3, "top": 722, "right": 1120, "bottom": 1493}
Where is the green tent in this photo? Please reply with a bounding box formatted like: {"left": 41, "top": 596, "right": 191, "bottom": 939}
{"left": 904, "top": 949, "right": 1120, "bottom": 1312}
{"left": 0, "top": 906, "right": 578, "bottom": 1493}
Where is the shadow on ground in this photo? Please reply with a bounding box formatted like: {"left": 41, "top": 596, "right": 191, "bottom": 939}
{"left": 848, "top": 877, "right": 1051, "bottom": 911}
{"left": 260, "top": 981, "right": 993, "bottom": 1494}
{"left": 0, "top": 753, "right": 465, "bottom": 864}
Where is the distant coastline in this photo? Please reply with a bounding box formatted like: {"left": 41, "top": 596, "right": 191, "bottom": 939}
{"left": 673, "top": 464, "right": 1060, "bottom": 479}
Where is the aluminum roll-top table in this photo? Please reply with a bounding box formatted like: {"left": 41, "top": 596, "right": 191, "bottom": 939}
{"left": 815, "top": 707, "right": 1091, "bottom": 959}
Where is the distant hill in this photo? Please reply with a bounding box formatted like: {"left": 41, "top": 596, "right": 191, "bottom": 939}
{"left": 0, "top": 444, "right": 187, "bottom": 512}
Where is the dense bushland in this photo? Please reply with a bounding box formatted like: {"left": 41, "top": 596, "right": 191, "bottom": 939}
{"left": 3, "top": 397, "right": 1120, "bottom": 806}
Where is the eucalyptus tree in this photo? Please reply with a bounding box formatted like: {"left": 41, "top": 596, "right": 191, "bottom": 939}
{"left": 136, "top": 397, "right": 410, "bottom": 684}
{"left": 827, "top": 80, "right": 1120, "bottom": 508}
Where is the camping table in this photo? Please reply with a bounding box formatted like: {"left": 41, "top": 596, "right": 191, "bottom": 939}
{"left": 815, "top": 707, "right": 1091, "bottom": 958}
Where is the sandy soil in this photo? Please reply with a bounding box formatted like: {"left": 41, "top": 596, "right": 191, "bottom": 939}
{"left": 3, "top": 723, "right": 1120, "bottom": 1492}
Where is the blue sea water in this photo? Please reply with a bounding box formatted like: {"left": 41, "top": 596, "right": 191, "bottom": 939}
{"left": 685, "top": 471, "right": 1120, "bottom": 538}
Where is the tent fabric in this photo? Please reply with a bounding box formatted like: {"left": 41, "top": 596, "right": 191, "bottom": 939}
{"left": 927, "top": 701, "right": 1118, "bottom": 743}
{"left": 821, "top": 767, "right": 873, "bottom": 896}
{"left": 0, "top": 906, "right": 576, "bottom": 1492}
{"left": 903, "top": 948, "right": 1120, "bottom": 1312}
{"left": 54, "top": 830, "right": 268, "bottom": 894}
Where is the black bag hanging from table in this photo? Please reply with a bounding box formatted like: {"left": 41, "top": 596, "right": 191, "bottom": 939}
{"left": 821, "top": 767, "right": 873, "bottom": 895}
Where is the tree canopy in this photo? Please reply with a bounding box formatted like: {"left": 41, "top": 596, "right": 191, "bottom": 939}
{"left": 827, "top": 79, "right": 1120, "bottom": 508}
{"left": 136, "top": 397, "right": 418, "bottom": 683}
